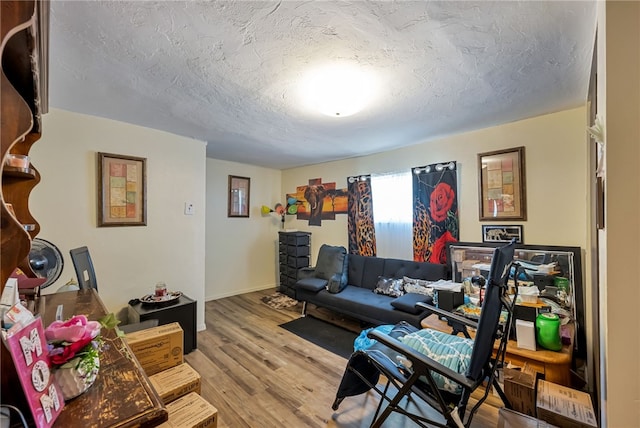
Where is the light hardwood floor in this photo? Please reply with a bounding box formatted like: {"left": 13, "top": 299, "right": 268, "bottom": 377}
{"left": 185, "top": 289, "right": 501, "bottom": 428}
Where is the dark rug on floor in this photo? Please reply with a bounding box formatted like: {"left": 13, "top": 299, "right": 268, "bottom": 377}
{"left": 279, "top": 316, "right": 360, "bottom": 359}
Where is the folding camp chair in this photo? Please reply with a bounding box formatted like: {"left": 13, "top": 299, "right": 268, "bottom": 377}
{"left": 332, "top": 240, "right": 520, "bottom": 428}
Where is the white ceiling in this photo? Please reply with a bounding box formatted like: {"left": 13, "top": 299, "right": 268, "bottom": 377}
{"left": 49, "top": 1, "right": 597, "bottom": 170}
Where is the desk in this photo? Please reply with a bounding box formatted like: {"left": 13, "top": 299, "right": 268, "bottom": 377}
{"left": 39, "top": 289, "right": 168, "bottom": 427}
{"left": 128, "top": 294, "right": 197, "bottom": 354}
{"left": 420, "top": 314, "right": 573, "bottom": 386}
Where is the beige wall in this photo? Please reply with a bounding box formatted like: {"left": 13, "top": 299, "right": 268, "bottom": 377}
{"left": 205, "top": 158, "right": 282, "bottom": 300}
{"left": 30, "top": 109, "right": 208, "bottom": 330}
{"left": 599, "top": 1, "right": 640, "bottom": 426}
{"left": 282, "top": 107, "right": 589, "bottom": 260}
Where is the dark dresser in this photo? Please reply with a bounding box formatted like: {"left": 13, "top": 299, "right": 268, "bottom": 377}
{"left": 278, "top": 231, "right": 311, "bottom": 298}
{"left": 128, "top": 294, "right": 197, "bottom": 353}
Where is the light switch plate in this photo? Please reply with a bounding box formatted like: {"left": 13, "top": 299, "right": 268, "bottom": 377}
{"left": 184, "top": 202, "right": 195, "bottom": 215}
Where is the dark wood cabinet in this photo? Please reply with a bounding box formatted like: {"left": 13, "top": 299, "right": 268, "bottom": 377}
{"left": 1, "top": 0, "right": 49, "bottom": 295}
{"left": 278, "top": 231, "right": 311, "bottom": 298}
{"left": 1, "top": 0, "right": 50, "bottom": 416}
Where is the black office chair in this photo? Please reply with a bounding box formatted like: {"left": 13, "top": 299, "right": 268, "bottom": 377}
{"left": 331, "top": 241, "right": 519, "bottom": 428}
{"left": 69, "top": 246, "right": 98, "bottom": 291}
{"left": 69, "top": 245, "right": 158, "bottom": 333}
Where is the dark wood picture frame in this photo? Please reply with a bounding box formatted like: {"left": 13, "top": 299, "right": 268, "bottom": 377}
{"left": 98, "top": 152, "right": 147, "bottom": 227}
{"left": 481, "top": 224, "right": 524, "bottom": 244}
{"left": 478, "top": 146, "right": 526, "bottom": 221}
{"left": 228, "top": 175, "right": 250, "bottom": 218}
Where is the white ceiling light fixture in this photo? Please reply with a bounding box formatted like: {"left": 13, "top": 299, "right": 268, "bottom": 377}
{"left": 299, "top": 64, "right": 378, "bottom": 118}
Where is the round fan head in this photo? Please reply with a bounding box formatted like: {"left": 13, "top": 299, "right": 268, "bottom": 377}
{"left": 29, "top": 238, "right": 64, "bottom": 289}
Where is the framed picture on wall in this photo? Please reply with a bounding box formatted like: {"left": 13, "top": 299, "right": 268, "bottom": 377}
{"left": 228, "top": 175, "right": 250, "bottom": 217}
{"left": 478, "top": 146, "right": 526, "bottom": 221}
{"left": 481, "top": 225, "right": 524, "bottom": 244}
{"left": 98, "top": 152, "right": 147, "bottom": 227}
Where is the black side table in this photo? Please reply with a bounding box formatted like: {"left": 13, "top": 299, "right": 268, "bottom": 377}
{"left": 128, "top": 294, "right": 197, "bottom": 354}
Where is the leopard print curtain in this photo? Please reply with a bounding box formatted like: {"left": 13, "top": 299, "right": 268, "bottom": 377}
{"left": 347, "top": 176, "right": 376, "bottom": 256}
{"left": 412, "top": 162, "right": 459, "bottom": 264}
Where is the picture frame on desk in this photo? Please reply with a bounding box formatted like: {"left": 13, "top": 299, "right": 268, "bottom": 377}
{"left": 481, "top": 224, "right": 523, "bottom": 244}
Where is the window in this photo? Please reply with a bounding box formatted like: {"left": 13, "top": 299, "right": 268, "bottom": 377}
{"left": 371, "top": 171, "right": 413, "bottom": 259}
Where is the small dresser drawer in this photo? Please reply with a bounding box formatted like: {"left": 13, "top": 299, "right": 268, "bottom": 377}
{"left": 287, "top": 233, "right": 310, "bottom": 246}
{"left": 288, "top": 255, "right": 310, "bottom": 268}
{"left": 287, "top": 245, "right": 310, "bottom": 257}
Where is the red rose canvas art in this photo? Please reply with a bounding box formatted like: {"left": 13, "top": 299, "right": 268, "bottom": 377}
{"left": 413, "top": 162, "right": 459, "bottom": 264}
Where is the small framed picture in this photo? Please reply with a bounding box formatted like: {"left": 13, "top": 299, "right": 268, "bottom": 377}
{"left": 98, "top": 152, "right": 147, "bottom": 227}
{"left": 482, "top": 225, "right": 523, "bottom": 244}
{"left": 478, "top": 146, "right": 526, "bottom": 221}
{"left": 228, "top": 175, "right": 250, "bottom": 217}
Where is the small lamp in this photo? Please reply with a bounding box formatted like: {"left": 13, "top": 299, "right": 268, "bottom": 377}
{"left": 261, "top": 203, "right": 286, "bottom": 229}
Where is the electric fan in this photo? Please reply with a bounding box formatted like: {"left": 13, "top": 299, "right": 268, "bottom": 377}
{"left": 28, "top": 238, "right": 64, "bottom": 288}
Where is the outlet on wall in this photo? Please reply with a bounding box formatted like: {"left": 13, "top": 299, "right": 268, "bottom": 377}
{"left": 184, "top": 202, "right": 195, "bottom": 215}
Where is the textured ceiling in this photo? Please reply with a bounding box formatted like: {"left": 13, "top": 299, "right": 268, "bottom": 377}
{"left": 49, "top": 1, "right": 597, "bottom": 170}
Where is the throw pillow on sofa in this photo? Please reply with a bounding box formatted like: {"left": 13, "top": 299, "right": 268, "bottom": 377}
{"left": 390, "top": 293, "right": 434, "bottom": 314}
{"left": 315, "top": 244, "right": 349, "bottom": 293}
{"left": 327, "top": 273, "right": 347, "bottom": 294}
{"left": 373, "top": 276, "right": 405, "bottom": 297}
{"left": 403, "top": 276, "right": 435, "bottom": 297}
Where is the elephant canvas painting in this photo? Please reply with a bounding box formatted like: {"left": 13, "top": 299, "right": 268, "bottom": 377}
{"left": 286, "top": 178, "right": 348, "bottom": 226}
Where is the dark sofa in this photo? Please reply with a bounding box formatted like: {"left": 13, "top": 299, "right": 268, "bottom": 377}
{"left": 294, "top": 246, "right": 449, "bottom": 328}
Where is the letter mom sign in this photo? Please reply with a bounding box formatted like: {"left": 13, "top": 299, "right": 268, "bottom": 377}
{"left": 4, "top": 317, "right": 64, "bottom": 427}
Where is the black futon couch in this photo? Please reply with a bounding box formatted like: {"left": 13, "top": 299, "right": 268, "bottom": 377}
{"left": 294, "top": 245, "right": 449, "bottom": 328}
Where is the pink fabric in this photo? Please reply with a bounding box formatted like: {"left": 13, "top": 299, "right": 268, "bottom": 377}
{"left": 45, "top": 315, "right": 101, "bottom": 343}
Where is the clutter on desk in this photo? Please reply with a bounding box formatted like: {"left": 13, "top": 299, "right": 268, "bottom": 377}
{"left": 1, "top": 300, "right": 65, "bottom": 427}
{"left": 518, "top": 286, "right": 539, "bottom": 304}
{"left": 446, "top": 242, "right": 583, "bottom": 354}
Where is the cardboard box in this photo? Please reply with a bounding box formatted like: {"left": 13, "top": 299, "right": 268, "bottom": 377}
{"left": 536, "top": 380, "right": 597, "bottom": 428}
{"left": 504, "top": 365, "right": 537, "bottom": 416}
{"left": 460, "top": 259, "right": 481, "bottom": 279}
{"left": 150, "top": 362, "right": 201, "bottom": 404}
{"left": 125, "top": 322, "right": 184, "bottom": 375}
{"left": 158, "top": 392, "right": 218, "bottom": 428}
{"left": 498, "top": 408, "right": 558, "bottom": 428}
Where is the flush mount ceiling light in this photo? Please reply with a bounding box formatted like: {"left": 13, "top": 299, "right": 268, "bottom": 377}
{"left": 299, "top": 64, "right": 377, "bottom": 118}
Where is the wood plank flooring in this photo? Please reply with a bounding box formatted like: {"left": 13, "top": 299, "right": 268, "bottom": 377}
{"left": 185, "top": 289, "right": 501, "bottom": 427}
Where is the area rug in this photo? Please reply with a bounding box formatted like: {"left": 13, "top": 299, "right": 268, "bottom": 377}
{"left": 261, "top": 292, "right": 299, "bottom": 310}
{"left": 279, "top": 316, "right": 359, "bottom": 359}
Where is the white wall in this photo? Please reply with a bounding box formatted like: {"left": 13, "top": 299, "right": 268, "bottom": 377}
{"left": 30, "top": 109, "right": 207, "bottom": 330}
{"left": 598, "top": 2, "right": 640, "bottom": 426}
{"left": 205, "top": 158, "right": 282, "bottom": 300}
{"left": 282, "top": 107, "right": 589, "bottom": 260}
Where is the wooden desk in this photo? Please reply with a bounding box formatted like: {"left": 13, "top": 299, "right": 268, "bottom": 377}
{"left": 39, "top": 289, "right": 168, "bottom": 427}
{"left": 420, "top": 314, "right": 573, "bottom": 386}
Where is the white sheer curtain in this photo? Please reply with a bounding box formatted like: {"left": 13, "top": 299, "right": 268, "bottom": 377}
{"left": 371, "top": 171, "right": 413, "bottom": 259}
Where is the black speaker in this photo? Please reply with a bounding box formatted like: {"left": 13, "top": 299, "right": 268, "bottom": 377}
{"left": 514, "top": 303, "right": 551, "bottom": 323}
{"left": 510, "top": 304, "right": 552, "bottom": 340}
{"left": 437, "top": 290, "right": 465, "bottom": 312}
